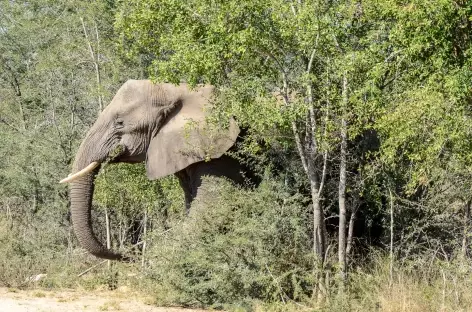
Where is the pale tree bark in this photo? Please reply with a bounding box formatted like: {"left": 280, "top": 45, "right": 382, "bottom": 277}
{"left": 105, "top": 206, "right": 111, "bottom": 269}
{"left": 293, "top": 116, "right": 328, "bottom": 301}
{"left": 306, "top": 39, "right": 327, "bottom": 262}
{"left": 80, "top": 17, "right": 103, "bottom": 113}
{"left": 141, "top": 209, "right": 148, "bottom": 268}
{"left": 69, "top": 109, "right": 75, "bottom": 163}
{"left": 48, "top": 83, "right": 73, "bottom": 165}
{"left": 389, "top": 188, "right": 394, "bottom": 286}
{"left": 2, "top": 62, "right": 26, "bottom": 131}
{"left": 12, "top": 75, "right": 26, "bottom": 131}
{"left": 292, "top": 112, "right": 328, "bottom": 262}
{"left": 119, "top": 219, "right": 125, "bottom": 248}
{"left": 311, "top": 179, "right": 326, "bottom": 259}
{"left": 338, "top": 73, "right": 348, "bottom": 282}
{"left": 346, "top": 204, "right": 358, "bottom": 257}
{"left": 279, "top": 36, "right": 328, "bottom": 299}
{"left": 5, "top": 200, "right": 13, "bottom": 229}
{"left": 462, "top": 199, "right": 471, "bottom": 258}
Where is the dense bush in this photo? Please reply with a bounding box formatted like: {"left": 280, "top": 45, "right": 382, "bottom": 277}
{"left": 2, "top": 0, "right": 472, "bottom": 311}
{"left": 144, "top": 177, "right": 314, "bottom": 309}
{"left": 0, "top": 214, "right": 81, "bottom": 288}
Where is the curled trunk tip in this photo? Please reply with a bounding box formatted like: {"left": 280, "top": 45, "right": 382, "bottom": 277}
{"left": 69, "top": 169, "right": 129, "bottom": 261}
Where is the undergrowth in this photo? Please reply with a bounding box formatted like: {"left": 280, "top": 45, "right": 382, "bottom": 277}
{"left": 1, "top": 178, "right": 472, "bottom": 312}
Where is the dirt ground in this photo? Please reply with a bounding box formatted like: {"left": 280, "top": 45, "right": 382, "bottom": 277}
{"left": 0, "top": 287, "right": 208, "bottom": 312}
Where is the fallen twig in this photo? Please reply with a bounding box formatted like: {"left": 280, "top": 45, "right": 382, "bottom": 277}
{"left": 77, "top": 260, "right": 108, "bottom": 277}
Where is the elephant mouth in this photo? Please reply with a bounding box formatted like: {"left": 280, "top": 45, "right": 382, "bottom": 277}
{"left": 112, "top": 154, "right": 145, "bottom": 163}
{"left": 59, "top": 162, "right": 100, "bottom": 184}
{"left": 59, "top": 145, "right": 127, "bottom": 184}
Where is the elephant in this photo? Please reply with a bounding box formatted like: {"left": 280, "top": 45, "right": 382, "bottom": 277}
{"left": 60, "top": 80, "right": 252, "bottom": 261}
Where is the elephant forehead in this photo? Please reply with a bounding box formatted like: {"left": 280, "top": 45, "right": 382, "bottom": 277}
{"left": 101, "top": 80, "right": 215, "bottom": 117}
{"left": 116, "top": 80, "right": 153, "bottom": 106}
{"left": 110, "top": 81, "right": 178, "bottom": 107}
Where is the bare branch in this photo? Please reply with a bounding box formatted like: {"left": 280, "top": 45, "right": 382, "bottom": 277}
{"left": 257, "top": 49, "right": 285, "bottom": 75}
{"left": 80, "top": 16, "right": 103, "bottom": 112}
{"left": 307, "top": 33, "right": 320, "bottom": 74}
{"left": 290, "top": 3, "right": 297, "bottom": 16}
{"left": 292, "top": 121, "right": 309, "bottom": 175}
{"left": 265, "top": 264, "right": 287, "bottom": 304}
{"left": 346, "top": 204, "right": 359, "bottom": 256}
{"left": 77, "top": 260, "right": 107, "bottom": 277}
{"left": 384, "top": 49, "right": 405, "bottom": 63}
{"left": 282, "top": 71, "right": 289, "bottom": 104}
{"left": 317, "top": 72, "right": 331, "bottom": 197}
{"left": 0, "top": 117, "right": 20, "bottom": 132}
{"left": 338, "top": 73, "right": 349, "bottom": 282}
{"left": 332, "top": 34, "right": 343, "bottom": 54}
{"left": 309, "top": 106, "right": 318, "bottom": 153}
{"left": 318, "top": 149, "right": 328, "bottom": 197}
{"left": 93, "top": 20, "right": 103, "bottom": 111}
{"left": 80, "top": 16, "right": 95, "bottom": 61}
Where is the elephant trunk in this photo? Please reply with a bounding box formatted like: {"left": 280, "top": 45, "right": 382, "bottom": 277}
{"left": 70, "top": 173, "right": 125, "bottom": 261}
{"left": 69, "top": 135, "right": 127, "bottom": 261}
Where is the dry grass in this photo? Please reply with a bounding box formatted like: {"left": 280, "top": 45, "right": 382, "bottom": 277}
{"left": 252, "top": 256, "right": 472, "bottom": 312}
{"left": 32, "top": 291, "right": 46, "bottom": 298}
{"left": 99, "top": 300, "right": 122, "bottom": 311}
{"left": 341, "top": 256, "right": 472, "bottom": 312}
{"left": 373, "top": 272, "right": 472, "bottom": 312}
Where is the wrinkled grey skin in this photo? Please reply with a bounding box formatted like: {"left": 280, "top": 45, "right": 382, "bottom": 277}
{"left": 69, "top": 80, "right": 243, "bottom": 261}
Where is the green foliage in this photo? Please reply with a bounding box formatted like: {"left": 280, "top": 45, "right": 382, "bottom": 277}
{"left": 95, "top": 163, "right": 183, "bottom": 215}
{"left": 1, "top": 0, "right": 472, "bottom": 310}
{"left": 358, "top": 0, "right": 472, "bottom": 188}
{"left": 116, "top": 0, "right": 343, "bottom": 126}
{"left": 0, "top": 214, "right": 82, "bottom": 288}
{"left": 145, "top": 178, "right": 314, "bottom": 309}
{"left": 93, "top": 163, "right": 184, "bottom": 251}
{"left": 0, "top": 0, "right": 148, "bottom": 288}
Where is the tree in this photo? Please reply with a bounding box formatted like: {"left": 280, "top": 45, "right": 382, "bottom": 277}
{"left": 0, "top": 0, "right": 145, "bottom": 271}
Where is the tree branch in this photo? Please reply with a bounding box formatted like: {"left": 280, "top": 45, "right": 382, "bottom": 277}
{"left": 292, "top": 121, "right": 309, "bottom": 175}
{"left": 80, "top": 16, "right": 103, "bottom": 112}
{"left": 318, "top": 149, "right": 328, "bottom": 197}
{"left": 307, "top": 33, "right": 319, "bottom": 74}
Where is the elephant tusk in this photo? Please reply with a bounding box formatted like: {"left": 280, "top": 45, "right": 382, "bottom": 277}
{"left": 59, "top": 162, "right": 100, "bottom": 184}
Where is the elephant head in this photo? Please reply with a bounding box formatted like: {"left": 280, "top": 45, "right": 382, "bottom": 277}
{"left": 60, "top": 80, "right": 239, "bottom": 260}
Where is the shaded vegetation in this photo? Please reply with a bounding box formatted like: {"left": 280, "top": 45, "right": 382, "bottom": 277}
{"left": 1, "top": 0, "right": 472, "bottom": 311}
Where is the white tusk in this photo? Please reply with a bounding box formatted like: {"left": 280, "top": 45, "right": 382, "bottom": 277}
{"left": 59, "top": 162, "right": 100, "bottom": 184}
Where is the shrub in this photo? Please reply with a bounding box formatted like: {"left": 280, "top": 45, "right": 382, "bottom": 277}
{"left": 145, "top": 177, "right": 314, "bottom": 309}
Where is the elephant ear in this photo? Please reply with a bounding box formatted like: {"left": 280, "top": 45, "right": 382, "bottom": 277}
{"left": 145, "top": 98, "right": 240, "bottom": 180}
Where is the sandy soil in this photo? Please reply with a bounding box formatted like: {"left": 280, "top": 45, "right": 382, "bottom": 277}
{"left": 0, "top": 287, "right": 207, "bottom": 312}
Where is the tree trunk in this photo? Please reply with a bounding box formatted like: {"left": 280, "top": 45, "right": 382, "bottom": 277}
{"left": 338, "top": 73, "right": 348, "bottom": 282}
{"left": 346, "top": 206, "right": 358, "bottom": 257}
{"left": 93, "top": 21, "right": 103, "bottom": 112}
{"left": 105, "top": 206, "right": 111, "bottom": 268}
{"left": 462, "top": 199, "right": 471, "bottom": 258}
{"left": 12, "top": 77, "right": 26, "bottom": 131}
{"left": 292, "top": 120, "right": 326, "bottom": 260}
{"left": 311, "top": 183, "right": 326, "bottom": 259}
{"left": 80, "top": 17, "right": 103, "bottom": 113}
{"left": 389, "top": 188, "right": 394, "bottom": 286}
{"left": 141, "top": 209, "right": 148, "bottom": 268}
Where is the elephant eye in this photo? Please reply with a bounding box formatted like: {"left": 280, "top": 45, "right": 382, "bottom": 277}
{"left": 115, "top": 119, "right": 124, "bottom": 128}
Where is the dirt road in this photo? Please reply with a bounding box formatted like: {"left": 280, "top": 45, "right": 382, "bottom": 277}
{"left": 0, "top": 287, "right": 206, "bottom": 312}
